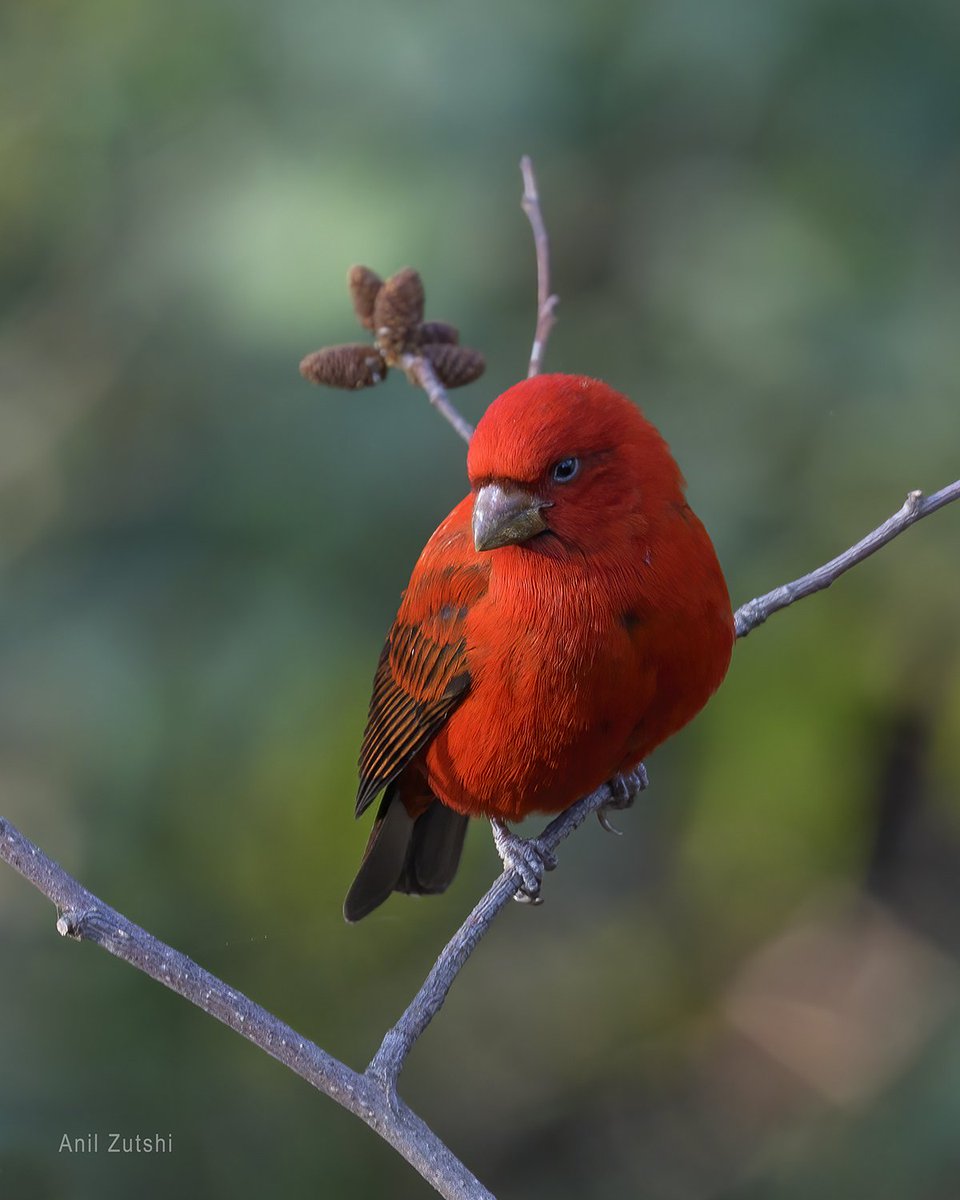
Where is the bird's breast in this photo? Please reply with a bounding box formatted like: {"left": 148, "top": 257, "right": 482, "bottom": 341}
{"left": 421, "top": 559, "right": 656, "bottom": 820}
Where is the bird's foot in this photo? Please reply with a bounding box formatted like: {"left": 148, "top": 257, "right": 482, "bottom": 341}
{"left": 491, "top": 819, "right": 558, "bottom": 903}
{"left": 597, "top": 763, "right": 649, "bottom": 835}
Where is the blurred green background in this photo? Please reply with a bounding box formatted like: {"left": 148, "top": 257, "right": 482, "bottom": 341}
{"left": 2, "top": 0, "right": 960, "bottom": 1196}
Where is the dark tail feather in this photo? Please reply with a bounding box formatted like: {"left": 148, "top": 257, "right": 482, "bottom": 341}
{"left": 343, "top": 788, "right": 469, "bottom": 923}
{"left": 394, "top": 800, "right": 470, "bottom": 896}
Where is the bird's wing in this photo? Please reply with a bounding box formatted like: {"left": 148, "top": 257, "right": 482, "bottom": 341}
{"left": 355, "top": 501, "right": 489, "bottom": 816}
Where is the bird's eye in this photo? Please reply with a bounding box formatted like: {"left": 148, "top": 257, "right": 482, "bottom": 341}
{"left": 551, "top": 457, "right": 580, "bottom": 484}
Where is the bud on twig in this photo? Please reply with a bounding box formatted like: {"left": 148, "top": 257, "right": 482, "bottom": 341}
{"left": 374, "top": 268, "right": 425, "bottom": 356}
{"left": 348, "top": 266, "right": 383, "bottom": 331}
{"left": 299, "top": 261, "right": 482, "bottom": 425}
{"left": 300, "top": 344, "right": 387, "bottom": 390}
{"left": 420, "top": 343, "right": 486, "bottom": 388}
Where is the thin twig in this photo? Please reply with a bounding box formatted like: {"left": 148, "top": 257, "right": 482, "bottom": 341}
{"left": 520, "top": 156, "right": 559, "bottom": 377}
{"left": 735, "top": 481, "right": 960, "bottom": 637}
{"left": 400, "top": 352, "right": 474, "bottom": 444}
{"left": 368, "top": 778, "right": 618, "bottom": 1088}
{"left": 0, "top": 817, "right": 493, "bottom": 1200}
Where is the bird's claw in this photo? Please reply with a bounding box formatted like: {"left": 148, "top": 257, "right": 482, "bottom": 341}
{"left": 597, "top": 808, "right": 624, "bottom": 836}
{"left": 491, "top": 820, "right": 557, "bottom": 903}
{"left": 597, "top": 764, "right": 649, "bottom": 834}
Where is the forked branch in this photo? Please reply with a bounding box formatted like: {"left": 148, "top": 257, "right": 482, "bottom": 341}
{"left": 0, "top": 816, "right": 493, "bottom": 1200}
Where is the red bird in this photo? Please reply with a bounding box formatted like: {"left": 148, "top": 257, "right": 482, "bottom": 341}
{"left": 344, "top": 374, "right": 734, "bottom": 921}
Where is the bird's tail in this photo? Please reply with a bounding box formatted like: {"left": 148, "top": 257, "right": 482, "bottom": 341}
{"left": 343, "top": 786, "right": 469, "bottom": 922}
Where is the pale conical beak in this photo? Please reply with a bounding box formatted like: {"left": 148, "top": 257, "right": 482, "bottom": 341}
{"left": 472, "top": 482, "right": 550, "bottom": 552}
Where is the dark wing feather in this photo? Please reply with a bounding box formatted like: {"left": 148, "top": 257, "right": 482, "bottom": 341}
{"left": 355, "top": 632, "right": 469, "bottom": 814}
{"left": 355, "top": 509, "right": 489, "bottom": 817}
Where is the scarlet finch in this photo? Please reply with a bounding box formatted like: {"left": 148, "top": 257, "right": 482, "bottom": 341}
{"left": 344, "top": 374, "right": 733, "bottom": 921}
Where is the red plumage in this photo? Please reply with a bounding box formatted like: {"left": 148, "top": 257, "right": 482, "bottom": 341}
{"left": 344, "top": 374, "right": 734, "bottom": 921}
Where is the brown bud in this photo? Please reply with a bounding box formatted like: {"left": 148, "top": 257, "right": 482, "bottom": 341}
{"left": 373, "top": 267, "right": 425, "bottom": 354}
{"left": 347, "top": 265, "right": 383, "bottom": 330}
{"left": 417, "top": 321, "right": 460, "bottom": 346}
{"left": 299, "top": 344, "right": 387, "bottom": 390}
{"left": 421, "top": 343, "right": 485, "bottom": 388}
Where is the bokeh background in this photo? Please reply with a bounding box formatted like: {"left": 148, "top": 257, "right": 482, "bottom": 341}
{"left": 2, "top": 1, "right": 960, "bottom": 1197}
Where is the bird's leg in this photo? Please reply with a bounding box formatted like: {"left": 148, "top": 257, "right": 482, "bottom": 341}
{"left": 491, "top": 819, "right": 558, "bottom": 903}
{"left": 597, "top": 763, "right": 649, "bottom": 835}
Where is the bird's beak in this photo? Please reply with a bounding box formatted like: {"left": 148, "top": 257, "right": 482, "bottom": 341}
{"left": 472, "top": 482, "right": 550, "bottom": 552}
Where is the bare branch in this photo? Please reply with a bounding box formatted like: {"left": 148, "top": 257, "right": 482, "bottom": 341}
{"left": 0, "top": 816, "right": 493, "bottom": 1200}
{"left": 401, "top": 351, "right": 474, "bottom": 444}
{"left": 520, "top": 155, "right": 559, "bottom": 377}
{"left": 735, "top": 480, "right": 960, "bottom": 638}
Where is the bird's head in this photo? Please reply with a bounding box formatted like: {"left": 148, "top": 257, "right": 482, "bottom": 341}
{"left": 467, "top": 374, "right": 685, "bottom": 555}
